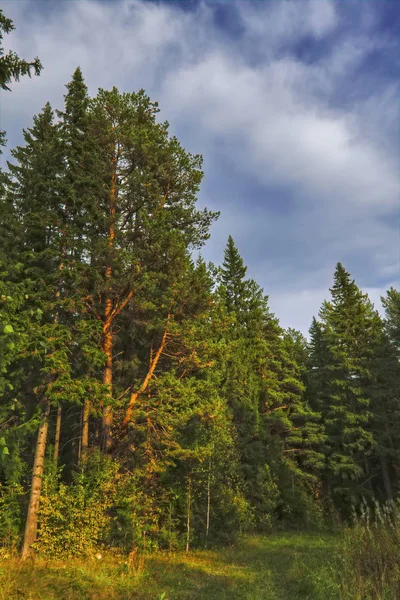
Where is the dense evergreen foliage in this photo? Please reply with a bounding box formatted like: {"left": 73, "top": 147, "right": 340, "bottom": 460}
{"left": 0, "top": 12, "right": 399, "bottom": 560}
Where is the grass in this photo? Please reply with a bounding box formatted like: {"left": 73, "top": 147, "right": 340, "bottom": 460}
{"left": 337, "top": 501, "right": 400, "bottom": 600}
{"left": 0, "top": 532, "right": 340, "bottom": 600}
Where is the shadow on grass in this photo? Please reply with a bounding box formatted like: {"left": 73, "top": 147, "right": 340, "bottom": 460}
{"left": 0, "top": 533, "right": 340, "bottom": 600}
{"left": 144, "top": 532, "right": 339, "bottom": 600}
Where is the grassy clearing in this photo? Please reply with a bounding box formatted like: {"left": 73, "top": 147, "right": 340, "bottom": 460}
{"left": 0, "top": 532, "right": 339, "bottom": 600}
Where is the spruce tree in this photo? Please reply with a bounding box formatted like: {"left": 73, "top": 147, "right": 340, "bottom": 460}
{"left": 0, "top": 9, "right": 41, "bottom": 91}
{"left": 4, "top": 104, "right": 63, "bottom": 558}
{"left": 0, "top": 9, "right": 43, "bottom": 540}
{"left": 219, "top": 237, "right": 270, "bottom": 523}
{"left": 5, "top": 102, "right": 97, "bottom": 557}
{"left": 382, "top": 288, "right": 400, "bottom": 355}
{"left": 219, "top": 237, "right": 324, "bottom": 525}
{"left": 221, "top": 235, "right": 249, "bottom": 318}
{"left": 369, "top": 288, "right": 400, "bottom": 500}
{"left": 316, "top": 263, "right": 382, "bottom": 506}
{"left": 56, "top": 67, "right": 106, "bottom": 458}
{"left": 0, "top": 7, "right": 42, "bottom": 190}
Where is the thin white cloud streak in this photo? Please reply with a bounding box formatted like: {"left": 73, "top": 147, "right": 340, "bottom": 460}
{"left": 239, "top": 0, "right": 338, "bottom": 47}
{"left": 1, "top": 0, "right": 398, "bottom": 334}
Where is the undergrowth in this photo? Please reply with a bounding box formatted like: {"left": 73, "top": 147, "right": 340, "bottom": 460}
{"left": 337, "top": 500, "right": 400, "bottom": 600}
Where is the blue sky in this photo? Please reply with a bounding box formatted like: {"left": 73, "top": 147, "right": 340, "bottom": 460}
{"left": 1, "top": 0, "right": 399, "bottom": 334}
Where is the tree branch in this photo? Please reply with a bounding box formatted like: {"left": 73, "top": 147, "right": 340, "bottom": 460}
{"left": 121, "top": 314, "right": 171, "bottom": 431}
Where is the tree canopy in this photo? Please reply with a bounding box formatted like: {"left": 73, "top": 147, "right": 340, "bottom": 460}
{"left": 0, "top": 10, "right": 398, "bottom": 557}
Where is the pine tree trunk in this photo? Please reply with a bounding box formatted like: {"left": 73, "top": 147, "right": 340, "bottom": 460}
{"left": 380, "top": 455, "right": 393, "bottom": 501}
{"left": 21, "top": 400, "right": 50, "bottom": 560}
{"left": 53, "top": 405, "right": 62, "bottom": 465}
{"left": 101, "top": 320, "right": 113, "bottom": 451}
{"left": 101, "top": 154, "right": 117, "bottom": 450}
{"left": 81, "top": 398, "right": 90, "bottom": 460}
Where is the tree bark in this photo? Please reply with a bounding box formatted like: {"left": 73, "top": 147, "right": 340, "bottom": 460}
{"left": 101, "top": 154, "right": 117, "bottom": 451}
{"left": 21, "top": 400, "right": 50, "bottom": 560}
{"left": 101, "top": 318, "right": 113, "bottom": 450}
{"left": 121, "top": 317, "right": 170, "bottom": 432}
{"left": 53, "top": 405, "right": 62, "bottom": 465}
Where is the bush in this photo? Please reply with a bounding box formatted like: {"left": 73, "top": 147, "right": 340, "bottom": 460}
{"left": 0, "top": 482, "right": 24, "bottom": 553}
{"left": 35, "top": 452, "right": 120, "bottom": 557}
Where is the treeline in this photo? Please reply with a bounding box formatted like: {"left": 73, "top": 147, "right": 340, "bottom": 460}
{"left": 1, "top": 12, "right": 400, "bottom": 559}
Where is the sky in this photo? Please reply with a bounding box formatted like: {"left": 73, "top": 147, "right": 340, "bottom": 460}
{"left": 1, "top": 0, "right": 399, "bottom": 334}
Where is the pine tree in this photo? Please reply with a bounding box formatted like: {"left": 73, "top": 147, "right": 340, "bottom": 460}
{"left": 308, "top": 318, "right": 331, "bottom": 413}
{"left": 76, "top": 85, "right": 218, "bottom": 449}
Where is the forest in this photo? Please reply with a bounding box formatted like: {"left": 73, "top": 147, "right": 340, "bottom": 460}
{"left": 1, "top": 8, "right": 400, "bottom": 600}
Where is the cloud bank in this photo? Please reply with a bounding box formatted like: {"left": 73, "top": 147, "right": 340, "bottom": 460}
{"left": 2, "top": 0, "right": 398, "bottom": 334}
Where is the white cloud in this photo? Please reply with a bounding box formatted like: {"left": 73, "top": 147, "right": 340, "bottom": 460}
{"left": 239, "top": 0, "right": 337, "bottom": 48}
{"left": 163, "top": 51, "right": 399, "bottom": 214}
{"left": 1, "top": 0, "right": 398, "bottom": 332}
{"left": 271, "top": 284, "right": 392, "bottom": 337}
{"left": 269, "top": 288, "right": 329, "bottom": 335}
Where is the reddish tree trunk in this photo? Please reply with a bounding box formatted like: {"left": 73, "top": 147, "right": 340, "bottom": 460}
{"left": 101, "top": 155, "right": 117, "bottom": 450}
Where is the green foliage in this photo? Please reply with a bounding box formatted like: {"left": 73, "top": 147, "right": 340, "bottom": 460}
{"left": 35, "top": 453, "right": 120, "bottom": 557}
{"left": 0, "top": 62, "right": 398, "bottom": 569}
{"left": 0, "top": 482, "right": 24, "bottom": 550}
{"left": 338, "top": 501, "right": 400, "bottom": 599}
{"left": 308, "top": 263, "right": 395, "bottom": 512}
{"left": 0, "top": 9, "right": 42, "bottom": 91}
{"left": 382, "top": 288, "right": 400, "bottom": 355}
{"left": 218, "top": 236, "right": 325, "bottom": 528}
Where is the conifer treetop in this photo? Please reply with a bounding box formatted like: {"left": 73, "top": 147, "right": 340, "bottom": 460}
{"left": 0, "top": 10, "right": 42, "bottom": 91}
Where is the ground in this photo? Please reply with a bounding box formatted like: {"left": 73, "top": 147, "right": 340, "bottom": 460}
{"left": 0, "top": 532, "right": 340, "bottom": 600}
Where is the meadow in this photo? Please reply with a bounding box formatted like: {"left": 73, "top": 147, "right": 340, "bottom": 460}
{"left": 0, "top": 533, "right": 339, "bottom": 600}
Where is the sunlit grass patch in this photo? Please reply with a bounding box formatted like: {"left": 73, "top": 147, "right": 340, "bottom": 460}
{"left": 0, "top": 532, "right": 339, "bottom": 600}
